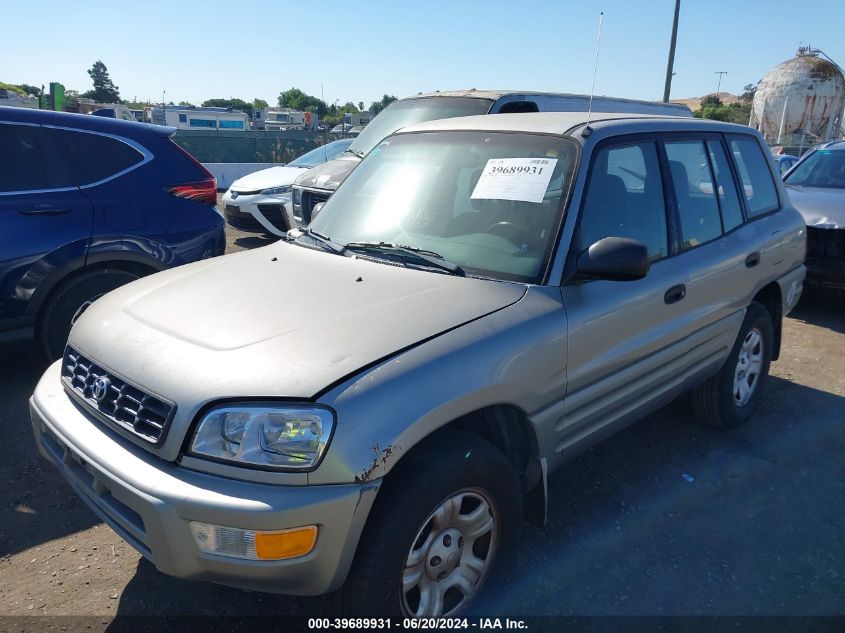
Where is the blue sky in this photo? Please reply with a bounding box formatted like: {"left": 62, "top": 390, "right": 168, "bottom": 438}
{"left": 3, "top": 0, "right": 843, "bottom": 107}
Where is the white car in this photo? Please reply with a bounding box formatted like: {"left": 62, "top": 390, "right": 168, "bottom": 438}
{"left": 222, "top": 139, "right": 352, "bottom": 235}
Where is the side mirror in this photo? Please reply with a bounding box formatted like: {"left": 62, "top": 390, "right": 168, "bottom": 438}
{"left": 576, "top": 237, "right": 649, "bottom": 281}
{"left": 312, "top": 202, "right": 326, "bottom": 218}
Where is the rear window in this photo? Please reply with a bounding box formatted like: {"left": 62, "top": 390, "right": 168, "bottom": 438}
{"left": 0, "top": 123, "right": 72, "bottom": 192}
{"left": 729, "top": 136, "right": 779, "bottom": 217}
{"left": 47, "top": 128, "right": 145, "bottom": 186}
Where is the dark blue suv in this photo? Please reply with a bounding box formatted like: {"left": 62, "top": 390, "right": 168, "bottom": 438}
{"left": 0, "top": 106, "right": 225, "bottom": 359}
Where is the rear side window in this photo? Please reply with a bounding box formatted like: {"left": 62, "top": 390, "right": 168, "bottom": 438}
{"left": 579, "top": 142, "right": 668, "bottom": 261}
{"left": 665, "top": 141, "right": 723, "bottom": 248}
{"left": 0, "top": 124, "right": 72, "bottom": 192}
{"left": 729, "top": 136, "right": 779, "bottom": 217}
{"left": 706, "top": 141, "right": 744, "bottom": 232}
{"left": 46, "top": 128, "right": 145, "bottom": 187}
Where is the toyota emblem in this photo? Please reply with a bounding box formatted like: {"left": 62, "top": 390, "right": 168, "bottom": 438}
{"left": 91, "top": 376, "right": 111, "bottom": 402}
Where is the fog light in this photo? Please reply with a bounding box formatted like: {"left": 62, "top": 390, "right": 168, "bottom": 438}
{"left": 190, "top": 522, "right": 317, "bottom": 561}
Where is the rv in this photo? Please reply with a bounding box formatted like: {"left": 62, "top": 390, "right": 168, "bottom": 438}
{"left": 151, "top": 106, "right": 249, "bottom": 131}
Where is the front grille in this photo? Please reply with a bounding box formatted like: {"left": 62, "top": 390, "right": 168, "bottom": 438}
{"left": 807, "top": 227, "right": 845, "bottom": 261}
{"left": 61, "top": 348, "right": 175, "bottom": 445}
{"left": 300, "top": 189, "right": 331, "bottom": 222}
{"left": 257, "top": 204, "right": 288, "bottom": 232}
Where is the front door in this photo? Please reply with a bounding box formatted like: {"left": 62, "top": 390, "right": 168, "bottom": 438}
{"left": 559, "top": 138, "right": 689, "bottom": 456}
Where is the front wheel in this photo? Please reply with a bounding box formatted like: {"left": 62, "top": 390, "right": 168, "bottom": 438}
{"left": 335, "top": 432, "right": 522, "bottom": 616}
{"left": 37, "top": 269, "right": 140, "bottom": 361}
{"left": 691, "top": 302, "right": 773, "bottom": 429}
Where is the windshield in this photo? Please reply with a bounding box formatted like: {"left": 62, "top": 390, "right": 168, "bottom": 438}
{"left": 308, "top": 131, "right": 578, "bottom": 282}
{"left": 347, "top": 96, "right": 494, "bottom": 157}
{"left": 289, "top": 139, "right": 354, "bottom": 168}
{"left": 785, "top": 149, "right": 845, "bottom": 188}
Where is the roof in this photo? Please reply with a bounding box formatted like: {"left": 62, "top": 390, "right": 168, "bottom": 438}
{"left": 816, "top": 140, "right": 845, "bottom": 151}
{"left": 409, "top": 89, "right": 690, "bottom": 110}
{"left": 0, "top": 105, "right": 169, "bottom": 137}
{"left": 398, "top": 111, "right": 755, "bottom": 137}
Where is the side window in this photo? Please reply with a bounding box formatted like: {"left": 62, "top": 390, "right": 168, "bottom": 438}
{"left": 665, "top": 140, "right": 723, "bottom": 248}
{"left": 579, "top": 141, "right": 668, "bottom": 261}
{"left": 178, "top": 113, "right": 187, "bottom": 123}
{"left": 0, "top": 124, "right": 72, "bottom": 192}
{"left": 706, "top": 140, "right": 744, "bottom": 232}
{"left": 47, "top": 128, "right": 144, "bottom": 186}
{"left": 729, "top": 136, "right": 779, "bottom": 217}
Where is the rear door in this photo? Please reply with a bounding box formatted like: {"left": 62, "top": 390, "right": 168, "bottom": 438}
{"left": 0, "top": 122, "right": 93, "bottom": 324}
{"left": 659, "top": 135, "right": 757, "bottom": 375}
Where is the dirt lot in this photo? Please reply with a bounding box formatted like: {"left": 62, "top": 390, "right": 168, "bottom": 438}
{"left": 1, "top": 225, "right": 843, "bottom": 617}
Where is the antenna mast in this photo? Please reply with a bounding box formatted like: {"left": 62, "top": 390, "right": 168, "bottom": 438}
{"left": 585, "top": 11, "right": 604, "bottom": 131}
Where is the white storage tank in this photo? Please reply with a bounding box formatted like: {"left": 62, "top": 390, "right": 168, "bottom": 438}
{"left": 752, "top": 47, "right": 845, "bottom": 146}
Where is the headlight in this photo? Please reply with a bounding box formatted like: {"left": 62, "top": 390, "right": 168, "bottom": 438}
{"left": 189, "top": 404, "right": 335, "bottom": 470}
{"left": 260, "top": 185, "right": 291, "bottom": 196}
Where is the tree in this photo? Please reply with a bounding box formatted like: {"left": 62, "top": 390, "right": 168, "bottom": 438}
{"left": 694, "top": 100, "right": 751, "bottom": 124}
{"left": 178, "top": 100, "right": 195, "bottom": 107}
{"left": 277, "top": 88, "right": 327, "bottom": 116}
{"left": 700, "top": 93, "right": 723, "bottom": 108}
{"left": 0, "top": 82, "right": 26, "bottom": 95}
{"left": 740, "top": 82, "right": 758, "bottom": 103}
{"left": 82, "top": 60, "right": 121, "bottom": 103}
{"left": 358, "top": 101, "right": 365, "bottom": 112}
{"left": 202, "top": 98, "right": 254, "bottom": 116}
{"left": 253, "top": 98, "right": 268, "bottom": 110}
{"left": 17, "top": 83, "right": 42, "bottom": 97}
{"left": 369, "top": 94, "right": 398, "bottom": 116}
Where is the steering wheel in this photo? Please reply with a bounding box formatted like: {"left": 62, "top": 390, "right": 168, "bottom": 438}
{"left": 484, "top": 221, "right": 530, "bottom": 244}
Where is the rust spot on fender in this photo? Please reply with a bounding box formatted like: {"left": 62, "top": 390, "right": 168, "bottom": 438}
{"left": 354, "top": 442, "right": 400, "bottom": 483}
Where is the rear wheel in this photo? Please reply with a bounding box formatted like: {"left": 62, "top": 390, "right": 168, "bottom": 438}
{"left": 335, "top": 432, "right": 522, "bottom": 616}
{"left": 691, "top": 302, "right": 773, "bottom": 429}
{"left": 37, "top": 269, "right": 140, "bottom": 361}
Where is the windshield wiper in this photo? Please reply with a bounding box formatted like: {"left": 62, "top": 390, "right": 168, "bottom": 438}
{"left": 295, "top": 227, "right": 344, "bottom": 255}
{"left": 345, "top": 148, "right": 364, "bottom": 158}
{"left": 343, "top": 241, "right": 465, "bottom": 276}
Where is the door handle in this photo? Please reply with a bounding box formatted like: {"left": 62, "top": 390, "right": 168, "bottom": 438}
{"left": 664, "top": 284, "right": 686, "bottom": 305}
{"left": 745, "top": 252, "right": 761, "bottom": 268}
{"left": 18, "top": 207, "right": 71, "bottom": 216}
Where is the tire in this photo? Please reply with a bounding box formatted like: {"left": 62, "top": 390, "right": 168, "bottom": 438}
{"left": 691, "top": 302, "right": 774, "bottom": 429}
{"left": 37, "top": 269, "right": 140, "bottom": 361}
{"left": 334, "top": 431, "right": 522, "bottom": 617}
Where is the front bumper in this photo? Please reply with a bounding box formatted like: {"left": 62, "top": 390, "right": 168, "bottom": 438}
{"left": 222, "top": 190, "right": 293, "bottom": 237}
{"left": 30, "top": 362, "right": 380, "bottom": 595}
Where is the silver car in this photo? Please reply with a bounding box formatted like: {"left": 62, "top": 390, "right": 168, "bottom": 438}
{"left": 782, "top": 140, "right": 845, "bottom": 288}
{"left": 30, "top": 112, "right": 805, "bottom": 616}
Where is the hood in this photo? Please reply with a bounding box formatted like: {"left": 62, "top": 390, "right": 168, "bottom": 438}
{"left": 230, "top": 165, "right": 307, "bottom": 192}
{"left": 69, "top": 243, "right": 526, "bottom": 460}
{"left": 293, "top": 155, "right": 360, "bottom": 191}
{"left": 785, "top": 185, "right": 845, "bottom": 229}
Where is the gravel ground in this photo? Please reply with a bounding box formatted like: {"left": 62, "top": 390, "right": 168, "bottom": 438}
{"left": 1, "top": 220, "right": 843, "bottom": 617}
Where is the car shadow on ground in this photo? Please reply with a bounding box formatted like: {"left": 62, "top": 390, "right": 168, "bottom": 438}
{"left": 109, "top": 377, "right": 845, "bottom": 617}
{"left": 0, "top": 341, "right": 102, "bottom": 557}
{"left": 789, "top": 286, "right": 845, "bottom": 335}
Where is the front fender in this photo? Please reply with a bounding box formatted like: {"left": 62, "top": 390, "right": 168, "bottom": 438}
{"left": 310, "top": 286, "right": 568, "bottom": 486}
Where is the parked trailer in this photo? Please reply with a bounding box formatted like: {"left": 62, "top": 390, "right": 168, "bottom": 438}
{"left": 151, "top": 106, "right": 250, "bottom": 131}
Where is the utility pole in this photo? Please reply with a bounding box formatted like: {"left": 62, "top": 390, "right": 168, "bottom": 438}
{"left": 662, "top": 0, "right": 681, "bottom": 102}
{"left": 715, "top": 71, "right": 728, "bottom": 97}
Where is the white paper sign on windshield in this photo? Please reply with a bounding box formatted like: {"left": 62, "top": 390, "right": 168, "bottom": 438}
{"left": 471, "top": 157, "right": 558, "bottom": 204}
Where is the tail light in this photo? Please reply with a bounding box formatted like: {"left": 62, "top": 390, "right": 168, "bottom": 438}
{"left": 166, "top": 139, "right": 217, "bottom": 204}
{"left": 165, "top": 179, "right": 217, "bottom": 204}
